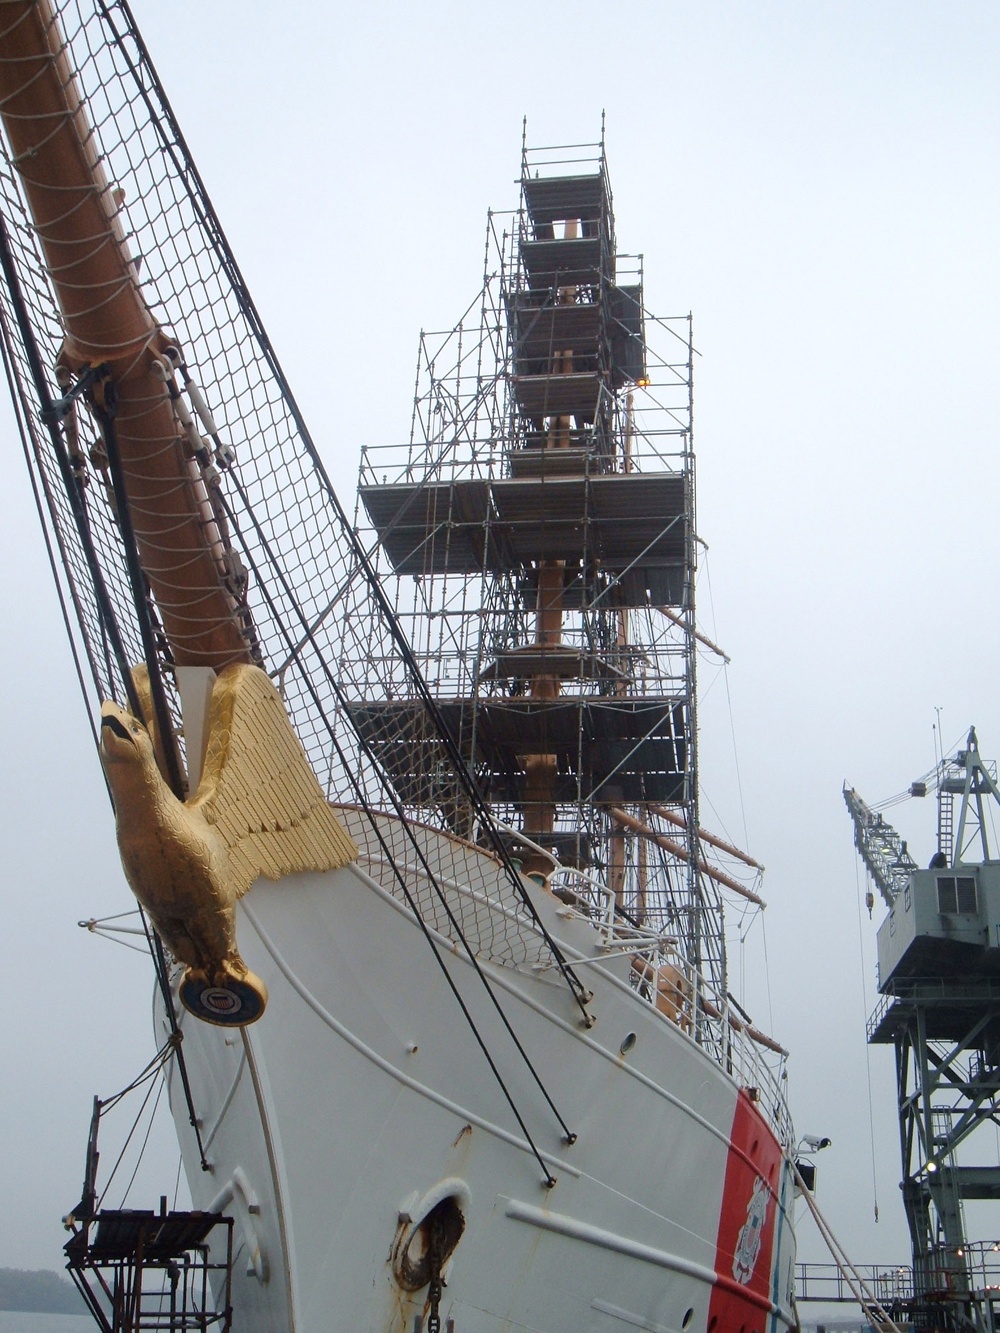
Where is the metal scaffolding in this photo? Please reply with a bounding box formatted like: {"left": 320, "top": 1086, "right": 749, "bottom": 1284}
{"left": 65, "top": 1209, "right": 234, "bottom": 1333}
{"left": 62, "top": 1096, "right": 233, "bottom": 1333}
{"left": 354, "top": 126, "right": 733, "bottom": 1011}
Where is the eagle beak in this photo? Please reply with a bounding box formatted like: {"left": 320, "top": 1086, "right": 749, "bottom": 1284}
{"left": 101, "top": 711, "right": 132, "bottom": 741}
{"left": 100, "top": 704, "right": 139, "bottom": 756}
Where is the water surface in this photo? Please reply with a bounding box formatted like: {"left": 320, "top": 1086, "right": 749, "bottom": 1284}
{"left": 0, "top": 1315, "right": 91, "bottom": 1332}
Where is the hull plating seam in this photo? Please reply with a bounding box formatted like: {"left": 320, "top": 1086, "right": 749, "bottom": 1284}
{"left": 200, "top": 1044, "right": 247, "bottom": 1153}
{"left": 240, "top": 896, "right": 581, "bottom": 1179}
{"left": 339, "top": 862, "right": 746, "bottom": 1151}
{"left": 244, "top": 868, "right": 752, "bottom": 1164}
{"left": 505, "top": 1199, "right": 794, "bottom": 1327}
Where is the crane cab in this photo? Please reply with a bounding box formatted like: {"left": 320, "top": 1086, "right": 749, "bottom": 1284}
{"left": 877, "top": 863, "right": 1000, "bottom": 987}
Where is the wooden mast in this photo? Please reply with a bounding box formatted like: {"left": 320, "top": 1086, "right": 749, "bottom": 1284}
{"left": 520, "top": 217, "right": 579, "bottom": 877}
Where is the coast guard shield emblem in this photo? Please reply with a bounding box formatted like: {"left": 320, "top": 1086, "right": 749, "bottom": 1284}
{"left": 733, "top": 1173, "right": 769, "bottom": 1284}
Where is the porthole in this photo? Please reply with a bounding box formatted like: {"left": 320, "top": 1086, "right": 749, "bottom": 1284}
{"left": 681, "top": 1308, "right": 694, "bottom": 1328}
{"left": 620, "top": 1032, "right": 637, "bottom": 1055}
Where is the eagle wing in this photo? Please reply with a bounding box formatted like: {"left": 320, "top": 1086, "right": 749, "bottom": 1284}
{"left": 188, "top": 664, "right": 357, "bottom": 899}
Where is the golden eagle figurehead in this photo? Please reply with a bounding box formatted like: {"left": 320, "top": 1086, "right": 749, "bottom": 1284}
{"left": 97, "top": 666, "right": 357, "bottom": 1026}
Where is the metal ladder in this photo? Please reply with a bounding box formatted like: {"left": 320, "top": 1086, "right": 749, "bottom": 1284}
{"left": 938, "top": 790, "right": 954, "bottom": 863}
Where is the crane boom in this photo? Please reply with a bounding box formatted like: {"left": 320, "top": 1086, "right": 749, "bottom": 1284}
{"left": 843, "top": 785, "right": 917, "bottom": 909}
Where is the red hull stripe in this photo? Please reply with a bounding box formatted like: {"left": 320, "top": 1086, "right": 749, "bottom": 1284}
{"left": 707, "top": 1088, "right": 784, "bottom": 1331}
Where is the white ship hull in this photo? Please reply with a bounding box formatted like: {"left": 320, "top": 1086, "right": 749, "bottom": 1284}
{"left": 162, "top": 811, "right": 797, "bottom": 1333}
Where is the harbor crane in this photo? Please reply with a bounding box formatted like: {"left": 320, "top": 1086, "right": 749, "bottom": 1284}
{"left": 846, "top": 729, "right": 1000, "bottom": 1332}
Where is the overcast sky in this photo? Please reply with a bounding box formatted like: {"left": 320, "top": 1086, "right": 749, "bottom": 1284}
{"left": 2, "top": 0, "right": 999, "bottom": 1317}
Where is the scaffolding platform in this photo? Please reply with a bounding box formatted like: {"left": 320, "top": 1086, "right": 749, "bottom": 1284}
{"left": 510, "top": 285, "right": 643, "bottom": 388}
{"left": 507, "top": 447, "right": 598, "bottom": 479}
{"left": 477, "top": 646, "right": 632, "bottom": 684}
{"left": 348, "top": 695, "right": 687, "bottom": 808}
{"left": 519, "top": 235, "right": 605, "bottom": 288}
{"left": 510, "top": 296, "right": 602, "bottom": 361}
{"left": 359, "top": 479, "right": 495, "bottom": 575}
{"left": 360, "top": 472, "right": 687, "bottom": 579}
{"left": 520, "top": 173, "right": 609, "bottom": 230}
{"left": 65, "top": 1207, "right": 233, "bottom": 1333}
{"left": 491, "top": 474, "right": 685, "bottom": 563}
{"left": 513, "top": 370, "right": 603, "bottom": 419}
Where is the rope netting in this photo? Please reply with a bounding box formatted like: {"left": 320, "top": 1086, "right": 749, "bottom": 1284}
{"left": 0, "top": 0, "right": 584, "bottom": 993}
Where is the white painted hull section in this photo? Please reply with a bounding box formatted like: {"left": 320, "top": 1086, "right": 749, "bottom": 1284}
{"left": 161, "top": 815, "right": 797, "bottom": 1333}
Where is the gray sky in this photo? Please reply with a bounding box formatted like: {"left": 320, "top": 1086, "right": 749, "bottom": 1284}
{"left": 2, "top": 0, "right": 999, "bottom": 1311}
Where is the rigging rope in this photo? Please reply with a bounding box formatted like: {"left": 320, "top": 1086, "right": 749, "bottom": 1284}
{"left": 98, "top": 1038, "right": 174, "bottom": 1114}
{"left": 217, "top": 492, "right": 576, "bottom": 1176}
{"left": 793, "top": 1160, "right": 905, "bottom": 1333}
{"left": 0, "top": 3, "right": 580, "bottom": 1178}
{"left": 8, "top": 259, "right": 213, "bottom": 1131}
{"left": 759, "top": 911, "right": 776, "bottom": 1049}
{"left": 95, "top": 1042, "right": 174, "bottom": 1209}
{"left": 113, "top": 1076, "right": 166, "bottom": 1211}
{"left": 0, "top": 210, "right": 146, "bottom": 722}
{"left": 138, "top": 910, "right": 211, "bottom": 1172}
{"left": 703, "top": 553, "right": 751, "bottom": 858}
{"left": 0, "top": 332, "right": 104, "bottom": 769}
{"left": 854, "top": 853, "right": 881, "bottom": 1223}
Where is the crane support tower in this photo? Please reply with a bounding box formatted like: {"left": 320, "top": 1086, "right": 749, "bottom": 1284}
{"left": 847, "top": 729, "right": 1000, "bottom": 1332}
